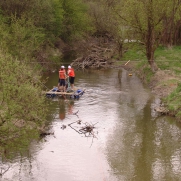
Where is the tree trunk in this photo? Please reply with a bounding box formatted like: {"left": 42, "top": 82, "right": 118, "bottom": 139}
{"left": 146, "top": 11, "right": 158, "bottom": 72}
{"left": 117, "top": 40, "right": 123, "bottom": 58}
{"left": 148, "top": 58, "right": 158, "bottom": 72}
{"left": 146, "top": 42, "right": 158, "bottom": 72}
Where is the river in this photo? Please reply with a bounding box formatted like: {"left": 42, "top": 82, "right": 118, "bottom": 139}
{"left": 1, "top": 68, "right": 181, "bottom": 181}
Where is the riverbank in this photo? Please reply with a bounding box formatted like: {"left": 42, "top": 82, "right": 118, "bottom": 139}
{"left": 121, "top": 46, "right": 181, "bottom": 121}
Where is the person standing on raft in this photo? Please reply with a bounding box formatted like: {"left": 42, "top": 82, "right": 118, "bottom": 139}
{"left": 67, "top": 65, "right": 75, "bottom": 90}
{"left": 58, "top": 66, "right": 67, "bottom": 92}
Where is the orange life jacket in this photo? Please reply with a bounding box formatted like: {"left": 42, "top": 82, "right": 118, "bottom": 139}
{"left": 59, "top": 69, "right": 66, "bottom": 79}
{"left": 68, "top": 68, "right": 75, "bottom": 77}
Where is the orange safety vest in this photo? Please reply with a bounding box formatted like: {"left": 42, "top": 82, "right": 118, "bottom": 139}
{"left": 59, "top": 69, "right": 66, "bottom": 79}
{"left": 68, "top": 68, "right": 75, "bottom": 77}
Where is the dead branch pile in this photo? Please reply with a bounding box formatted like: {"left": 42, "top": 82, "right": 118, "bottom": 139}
{"left": 68, "top": 121, "right": 98, "bottom": 138}
{"left": 59, "top": 105, "right": 98, "bottom": 146}
{"left": 71, "top": 45, "right": 115, "bottom": 69}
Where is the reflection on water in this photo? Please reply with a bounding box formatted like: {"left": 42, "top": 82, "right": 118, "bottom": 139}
{"left": 106, "top": 71, "right": 181, "bottom": 181}
{"left": 59, "top": 99, "right": 75, "bottom": 120}
{"left": 1, "top": 68, "right": 181, "bottom": 181}
{"left": 59, "top": 99, "right": 66, "bottom": 120}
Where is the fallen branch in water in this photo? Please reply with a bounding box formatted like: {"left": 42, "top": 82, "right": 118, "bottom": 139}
{"left": 68, "top": 121, "right": 98, "bottom": 138}
{"left": 62, "top": 109, "right": 98, "bottom": 147}
{"left": 79, "top": 122, "right": 98, "bottom": 138}
{"left": 0, "top": 165, "right": 10, "bottom": 177}
{"left": 72, "top": 110, "right": 79, "bottom": 119}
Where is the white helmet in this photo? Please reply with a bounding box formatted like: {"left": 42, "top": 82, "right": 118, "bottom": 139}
{"left": 68, "top": 65, "right": 71, "bottom": 68}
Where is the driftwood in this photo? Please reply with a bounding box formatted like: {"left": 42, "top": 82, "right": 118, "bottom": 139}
{"left": 59, "top": 109, "right": 98, "bottom": 146}
{"left": 0, "top": 165, "right": 10, "bottom": 177}
{"left": 68, "top": 120, "right": 98, "bottom": 147}
{"left": 71, "top": 44, "right": 115, "bottom": 69}
{"left": 68, "top": 121, "right": 98, "bottom": 138}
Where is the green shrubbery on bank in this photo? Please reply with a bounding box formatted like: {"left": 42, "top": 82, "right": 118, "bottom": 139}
{"left": 122, "top": 46, "right": 181, "bottom": 121}
{"left": 0, "top": 0, "right": 94, "bottom": 150}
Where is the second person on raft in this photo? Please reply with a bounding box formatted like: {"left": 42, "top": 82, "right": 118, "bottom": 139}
{"left": 67, "top": 65, "right": 75, "bottom": 90}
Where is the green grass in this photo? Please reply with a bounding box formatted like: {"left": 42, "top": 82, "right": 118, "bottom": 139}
{"left": 163, "top": 83, "right": 181, "bottom": 119}
{"left": 122, "top": 45, "right": 181, "bottom": 74}
{"left": 155, "top": 46, "right": 181, "bottom": 75}
{"left": 122, "top": 45, "right": 181, "bottom": 76}
{"left": 123, "top": 49, "right": 146, "bottom": 60}
{"left": 138, "top": 62, "right": 154, "bottom": 82}
{"left": 158, "top": 79, "right": 179, "bottom": 87}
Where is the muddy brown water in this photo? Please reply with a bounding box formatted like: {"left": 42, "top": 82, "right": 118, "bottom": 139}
{"left": 2, "top": 68, "right": 181, "bottom": 181}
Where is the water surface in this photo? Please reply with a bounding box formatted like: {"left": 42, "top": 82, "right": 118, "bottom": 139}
{"left": 1, "top": 68, "right": 181, "bottom": 181}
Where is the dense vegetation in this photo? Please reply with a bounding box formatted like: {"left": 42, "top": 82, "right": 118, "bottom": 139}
{"left": 1, "top": 0, "right": 181, "bottom": 154}
{"left": 0, "top": 0, "right": 94, "bottom": 152}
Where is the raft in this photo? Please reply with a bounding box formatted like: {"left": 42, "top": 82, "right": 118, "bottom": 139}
{"left": 46, "top": 87, "right": 85, "bottom": 99}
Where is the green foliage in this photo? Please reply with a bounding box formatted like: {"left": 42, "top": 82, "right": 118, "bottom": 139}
{"left": 0, "top": 0, "right": 95, "bottom": 150}
{"left": 0, "top": 0, "right": 64, "bottom": 43}
{"left": 110, "top": 0, "right": 181, "bottom": 71}
{"left": 52, "top": 0, "right": 64, "bottom": 37}
{"left": 0, "top": 50, "right": 48, "bottom": 144}
{"left": 141, "top": 63, "right": 154, "bottom": 83}
{"left": 6, "top": 16, "right": 45, "bottom": 61}
{"left": 164, "top": 83, "right": 181, "bottom": 116}
{"left": 122, "top": 44, "right": 146, "bottom": 61}
{"left": 29, "top": 0, "right": 64, "bottom": 40}
{"left": 0, "top": 128, "right": 40, "bottom": 159}
{"left": 86, "top": 1, "right": 111, "bottom": 35}
{"left": 60, "top": 0, "right": 94, "bottom": 41}
{"left": 0, "top": 0, "right": 36, "bottom": 17}
{"left": 116, "top": 0, "right": 175, "bottom": 35}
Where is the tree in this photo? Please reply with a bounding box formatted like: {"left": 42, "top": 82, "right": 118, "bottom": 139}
{"left": 112, "top": 0, "right": 181, "bottom": 72}
{"left": 60, "top": 0, "right": 94, "bottom": 41}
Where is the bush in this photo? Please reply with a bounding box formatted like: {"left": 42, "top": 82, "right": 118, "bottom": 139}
{"left": 0, "top": 50, "right": 48, "bottom": 144}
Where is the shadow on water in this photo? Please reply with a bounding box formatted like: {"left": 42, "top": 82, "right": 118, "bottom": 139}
{"left": 1, "top": 68, "right": 181, "bottom": 181}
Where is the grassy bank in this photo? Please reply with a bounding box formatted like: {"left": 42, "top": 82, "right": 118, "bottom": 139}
{"left": 122, "top": 46, "right": 181, "bottom": 121}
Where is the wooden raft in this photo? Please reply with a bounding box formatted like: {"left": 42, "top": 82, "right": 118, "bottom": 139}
{"left": 46, "top": 91, "right": 75, "bottom": 95}
{"left": 46, "top": 87, "right": 86, "bottom": 98}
